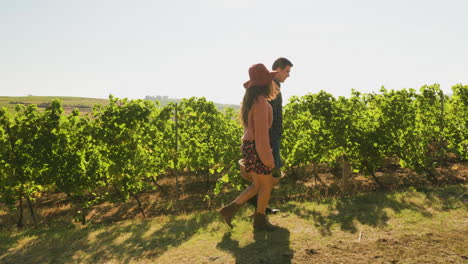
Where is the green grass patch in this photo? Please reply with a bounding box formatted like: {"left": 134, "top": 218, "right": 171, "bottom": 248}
{"left": 1, "top": 184, "right": 467, "bottom": 263}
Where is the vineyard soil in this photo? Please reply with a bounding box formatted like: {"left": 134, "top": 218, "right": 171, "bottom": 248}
{"left": 0, "top": 162, "right": 467, "bottom": 263}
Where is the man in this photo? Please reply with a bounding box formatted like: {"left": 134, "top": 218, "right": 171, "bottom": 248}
{"left": 269, "top": 57, "right": 292, "bottom": 176}
{"left": 246, "top": 57, "right": 293, "bottom": 214}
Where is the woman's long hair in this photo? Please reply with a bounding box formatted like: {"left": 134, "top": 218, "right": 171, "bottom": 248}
{"left": 240, "top": 81, "right": 279, "bottom": 127}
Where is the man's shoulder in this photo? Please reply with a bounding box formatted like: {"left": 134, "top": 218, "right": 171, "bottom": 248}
{"left": 269, "top": 93, "right": 282, "bottom": 106}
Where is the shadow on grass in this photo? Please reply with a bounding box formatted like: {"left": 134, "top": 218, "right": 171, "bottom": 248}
{"left": 217, "top": 227, "right": 293, "bottom": 264}
{"left": 0, "top": 212, "right": 219, "bottom": 264}
{"left": 282, "top": 184, "right": 466, "bottom": 236}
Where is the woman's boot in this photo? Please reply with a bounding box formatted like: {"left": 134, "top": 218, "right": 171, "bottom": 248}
{"left": 219, "top": 202, "right": 242, "bottom": 228}
{"left": 253, "top": 212, "right": 278, "bottom": 231}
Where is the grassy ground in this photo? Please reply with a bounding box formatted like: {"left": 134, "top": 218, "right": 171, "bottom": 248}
{"left": 0, "top": 184, "right": 466, "bottom": 264}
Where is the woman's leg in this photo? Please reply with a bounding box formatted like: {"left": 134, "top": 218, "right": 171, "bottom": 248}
{"left": 219, "top": 173, "right": 261, "bottom": 227}
{"left": 253, "top": 173, "right": 278, "bottom": 231}
{"left": 233, "top": 173, "right": 261, "bottom": 204}
{"left": 255, "top": 173, "right": 273, "bottom": 214}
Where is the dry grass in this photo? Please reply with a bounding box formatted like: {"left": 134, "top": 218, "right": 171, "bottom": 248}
{"left": 0, "top": 184, "right": 466, "bottom": 264}
{"left": 0, "top": 161, "right": 466, "bottom": 263}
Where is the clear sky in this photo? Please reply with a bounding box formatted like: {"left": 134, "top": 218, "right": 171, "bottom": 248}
{"left": 1, "top": 0, "right": 467, "bottom": 105}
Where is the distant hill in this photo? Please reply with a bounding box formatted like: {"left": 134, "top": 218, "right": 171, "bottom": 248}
{"left": 144, "top": 95, "right": 240, "bottom": 111}
{"left": 0, "top": 96, "right": 240, "bottom": 114}
{"left": 0, "top": 96, "right": 109, "bottom": 114}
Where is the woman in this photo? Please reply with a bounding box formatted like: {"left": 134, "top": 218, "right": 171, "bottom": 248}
{"left": 219, "top": 63, "right": 278, "bottom": 231}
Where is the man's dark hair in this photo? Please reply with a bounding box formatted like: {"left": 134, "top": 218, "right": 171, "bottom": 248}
{"left": 272, "top": 57, "right": 293, "bottom": 70}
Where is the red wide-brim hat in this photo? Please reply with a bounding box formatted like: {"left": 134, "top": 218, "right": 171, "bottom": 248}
{"left": 243, "top": 63, "right": 278, "bottom": 89}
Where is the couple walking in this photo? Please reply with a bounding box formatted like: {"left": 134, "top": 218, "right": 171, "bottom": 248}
{"left": 219, "top": 57, "right": 293, "bottom": 231}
